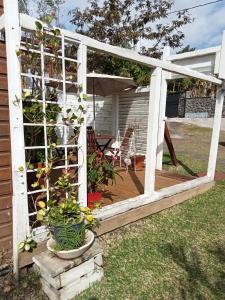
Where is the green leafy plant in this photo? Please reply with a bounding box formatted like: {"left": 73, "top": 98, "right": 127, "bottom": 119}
{"left": 87, "top": 152, "right": 119, "bottom": 193}
{"left": 35, "top": 171, "right": 97, "bottom": 251}
{"left": 19, "top": 236, "right": 37, "bottom": 252}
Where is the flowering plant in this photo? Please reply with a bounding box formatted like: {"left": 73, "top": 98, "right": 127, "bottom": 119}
{"left": 35, "top": 171, "right": 97, "bottom": 250}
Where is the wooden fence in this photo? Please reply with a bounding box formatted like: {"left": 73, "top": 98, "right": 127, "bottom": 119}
{"left": 0, "top": 0, "right": 13, "bottom": 261}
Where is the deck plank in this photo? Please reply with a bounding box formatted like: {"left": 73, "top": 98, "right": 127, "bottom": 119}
{"left": 101, "top": 169, "right": 194, "bottom": 206}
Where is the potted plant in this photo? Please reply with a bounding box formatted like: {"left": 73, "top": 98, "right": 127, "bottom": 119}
{"left": 36, "top": 171, "right": 97, "bottom": 259}
{"left": 87, "top": 152, "right": 118, "bottom": 208}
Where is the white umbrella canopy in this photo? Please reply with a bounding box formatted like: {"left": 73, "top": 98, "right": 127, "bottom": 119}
{"left": 86, "top": 72, "right": 136, "bottom": 129}
{"left": 86, "top": 72, "right": 136, "bottom": 96}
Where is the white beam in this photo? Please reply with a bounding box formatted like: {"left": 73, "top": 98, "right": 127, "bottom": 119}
{"left": 78, "top": 43, "right": 88, "bottom": 206}
{"left": 145, "top": 67, "right": 162, "bottom": 195}
{"left": 4, "top": 0, "right": 29, "bottom": 277}
{"left": 156, "top": 47, "right": 170, "bottom": 170}
{"left": 112, "top": 94, "right": 119, "bottom": 136}
{"left": 218, "top": 31, "right": 225, "bottom": 80}
{"left": 19, "top": 14, "right": 222, "bottom": 85}
{"left": 207, "top": 85, "right": 225, "bottom": 179}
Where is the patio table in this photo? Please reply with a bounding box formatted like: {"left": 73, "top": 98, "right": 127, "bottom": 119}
{"left": 96, "top": 134, "right": 115, "bottom": 152}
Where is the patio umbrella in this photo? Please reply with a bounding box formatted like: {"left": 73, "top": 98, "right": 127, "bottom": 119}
{"left": 86, "top": 72, "right": 136, "bottom": 128}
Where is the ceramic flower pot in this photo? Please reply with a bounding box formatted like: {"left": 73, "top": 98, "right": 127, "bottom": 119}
{"left": 87, "top": 192, "right": 102, "bottom": 208}
{"left": 47, "top": 230, "right": 95, "bottom": 259}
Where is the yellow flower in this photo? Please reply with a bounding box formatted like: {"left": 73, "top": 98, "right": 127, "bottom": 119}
{"left": 38, "top": 201, "right": 45, "bottom": 209}
{"left": 23, "top": 90, "right": 31, "bottom": 98}
{"left": 86, "top": 214, "right": 94, "bottom": 223}
{"left": 81, "top": 207, "right": 90, "bottom": 213}
{"left": 18, "top": 166, "right": 24, "bottom": 172}
{"left": 31, "top": 181, "right": 39, "bottom": 188}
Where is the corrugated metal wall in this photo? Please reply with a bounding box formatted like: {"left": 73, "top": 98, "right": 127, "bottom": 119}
{"left": 0, "top": 0, "right": 13, "bottom": 260}
{"left": 119, "top": 92, "right": 149, "bottom": 154}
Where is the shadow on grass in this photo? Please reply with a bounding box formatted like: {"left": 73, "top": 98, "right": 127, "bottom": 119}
{"left": 163, "top": 154, "right": 198, "bottom": 177}
{"left": 160, "top": 243, "right": 225, "bottom": 299}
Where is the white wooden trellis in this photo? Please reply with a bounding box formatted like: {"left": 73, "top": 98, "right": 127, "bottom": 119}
{"left": 2, "top": 0, "right": 225, "bottom": 275}
{"left": 3, "top": 0, "right": 88, "bottom": 274}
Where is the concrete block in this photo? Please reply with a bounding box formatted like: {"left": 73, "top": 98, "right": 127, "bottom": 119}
{"left": 94, "top": 253, "right": 103, "bottom": 267}
{"left": 34, "top": 242, "right": 104, "bottom": 300}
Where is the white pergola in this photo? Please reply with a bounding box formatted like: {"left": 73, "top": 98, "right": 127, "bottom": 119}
{"left": 1, "top": 0, "right": 225, "bottom": 273}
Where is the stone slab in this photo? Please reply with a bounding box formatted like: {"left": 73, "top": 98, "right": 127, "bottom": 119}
{"left": 33, "top": 239, "right": 103, "bottom": 278}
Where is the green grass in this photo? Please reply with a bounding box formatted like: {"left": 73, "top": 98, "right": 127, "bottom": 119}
{"left": 78, "top": 154, "right": 225, "bottom": 299}
{"left": 162, "top": 152, "right": 208, "bottom": 176}
{"left": 76, "top": 180, "right": 225, "bottom": 299}
{"left": 184, "top": 124, "right": 213, "bottom": 135}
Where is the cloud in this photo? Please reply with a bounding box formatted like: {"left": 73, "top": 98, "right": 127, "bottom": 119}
{"left": 173, "top": 0, "right": 225, "bottom": 49}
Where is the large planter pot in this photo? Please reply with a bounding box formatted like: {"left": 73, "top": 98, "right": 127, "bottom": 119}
{"left": 87, "top": 192, "right": 102, "bottom": 208}
{"left": 47, "top": 230, "right": 95, "bottom": 259}
{"left": 51, "top": 220, "right": 85, "bottom": 250}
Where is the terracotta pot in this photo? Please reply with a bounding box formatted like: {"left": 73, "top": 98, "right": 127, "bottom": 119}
{"left": 87, "top": 192, "right": 102, "bottom": 208}
{"left": 131, "top": 155, "right": 145, "bottom": 170}
{"left": 35, "top": 162, "right": 45, "bottom": 169}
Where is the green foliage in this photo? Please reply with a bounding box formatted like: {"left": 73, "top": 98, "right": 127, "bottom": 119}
{"left": 19, "top": 236, "right": 37, "bottom": 252}
{"left": 53, "top": 223, "right": 86, "bottom": 250}
{"left": 87, "top": 152, "right": 119, "bottom": 193}
{"left": 45, "top": 200, "right": 83, "bottom": 226}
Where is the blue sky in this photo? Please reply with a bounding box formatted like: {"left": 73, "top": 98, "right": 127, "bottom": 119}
{"left": 28, "top": 0, "right": 225, "bottom": 50}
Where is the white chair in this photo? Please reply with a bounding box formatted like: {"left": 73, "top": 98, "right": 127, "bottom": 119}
{"left": 105, "top": 127, "right": 136, "bottom": 172}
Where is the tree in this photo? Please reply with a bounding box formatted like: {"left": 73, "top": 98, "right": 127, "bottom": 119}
{"left": 19, "top": 0, "right": 65, "bottom": 26}
{"left": 70, "top": 0, "right": 192, "bottom": 58}
{"left": 36, "top": 0, "right": 65, "bottom": 26}
{"left": 69, "top": 0, "right": 192, "bottom": 85}
{"left": 19, "top": 0, "right": 29, "bottom": 13}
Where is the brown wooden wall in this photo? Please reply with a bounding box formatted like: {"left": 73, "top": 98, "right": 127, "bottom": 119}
{"left": 0, "top": 0, "right": 13, "bottom": 260}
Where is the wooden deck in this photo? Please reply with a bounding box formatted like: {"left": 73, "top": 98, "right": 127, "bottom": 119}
{"left": 101, "top": 169, "right": 195, "bottom": 206}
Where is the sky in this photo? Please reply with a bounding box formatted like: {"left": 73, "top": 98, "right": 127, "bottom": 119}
{"left": 27, "top": 0, "right": 225, "bottom": 50}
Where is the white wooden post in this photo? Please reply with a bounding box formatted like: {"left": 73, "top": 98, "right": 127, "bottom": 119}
{"left": 4, "top": 0, "right": 29, "bottom": 276}
{"left": 78, "top": 43, "right": 88, "bottom": 206}
{"left": 144, "top": 67, "right": 162, "bottom": 195}
{"left": 207, "top": 85, "right": 225, "bottom": 179}
{"left": 112, "top": 94, "right": 119, "bottom": 136}
{"left": 156, "top": 47, "right": 170, "bottom": 170}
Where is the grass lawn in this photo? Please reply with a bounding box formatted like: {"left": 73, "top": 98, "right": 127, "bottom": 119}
{"left": 75, "top": 148, "right": 225, "bottom": 300}
{"left": 77, "top": 179, "right": 225, "bottom": 299}
{"left": 2, "top": 141, "right": 225, "bottom": 299}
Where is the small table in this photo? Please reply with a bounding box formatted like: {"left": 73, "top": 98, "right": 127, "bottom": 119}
{"left": 96, "top": 134, "right": 115, "bottom": 152}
